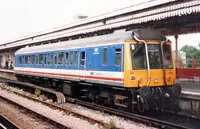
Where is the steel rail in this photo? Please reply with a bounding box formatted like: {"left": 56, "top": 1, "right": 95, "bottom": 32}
{"left": 0, "top": 114, "right": 20, "bottom": 129}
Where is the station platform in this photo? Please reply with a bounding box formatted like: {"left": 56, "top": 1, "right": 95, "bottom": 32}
{"left": 177, "top": 78, "right": 200, "bottom": 93}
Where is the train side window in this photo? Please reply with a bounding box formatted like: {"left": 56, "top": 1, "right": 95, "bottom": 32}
{"left": 74, "top": 51, "right": 78, "bottom": 65}
{"left": 39, "top": 54, "right": 43, "bottom": 64}
{"left": 58, "top": 52, "right": 64, "bottom": 65}
{"left": 28, "top": 55, "right": 31, "bottom": 64}
{"left": 53, "top": 53, "right": 57, "bottom": 65}
{"left": 44, "top": 54, "right": 47, "bottom": 64}
{"left": 31, "top": 55, "right": 35, "bottom": 64}
{"left": 69, "top": 51, "right": 73, "bottom": 65}
{"left": 103, "top": 48, "right": 108, "bottom": 65}
{"left": 81, "top": 51, "right": 85, "bottom": 66}
{"left": 36, "top": 55, "right": 39, "bottom": 64}
{"left": 48, "top": 53, "right": 53, "bottom": 64}
{"left": 19, "top": 56, "right": 22, "bottom": 64}
{"left": 65, "top": 52, "right": 69, "bottom": 65}
{"left": 22, "top": 56, "right": 25, "bottom": 64}
{"left": 115, "top": 48, "right": 121, "bottom": 66}
{"left": 25, "top": 55, "right": 28, "bottom": 64}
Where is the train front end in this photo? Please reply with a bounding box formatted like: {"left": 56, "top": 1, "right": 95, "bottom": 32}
{"left": 124, "top": 29, "right": 181, "bottom": 111}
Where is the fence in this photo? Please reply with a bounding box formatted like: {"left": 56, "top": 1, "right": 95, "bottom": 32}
{"left": 177, "top": 57, "right": 200, "bottom": 83}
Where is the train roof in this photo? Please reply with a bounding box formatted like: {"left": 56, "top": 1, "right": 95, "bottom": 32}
{"left": 15, "top": 29, "right": 167, "bottom": 54}
{"left": 15, "top": 29, "right": 133, "bottom": 54}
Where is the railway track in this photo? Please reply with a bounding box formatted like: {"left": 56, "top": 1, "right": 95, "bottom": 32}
{"left": 0, "top": 79, "right": 108, "bottom": 128}
{"left": 75, "top": 100, "right": 190, "bottom": 129}
{"left": 0, "top": 114, "right": 20, "bottom": 129}
{"left": 0, "top": 77, "right": 195, "bottom": 129}
{"left": 0, "top": 95, "right": 70, "bottom": 129}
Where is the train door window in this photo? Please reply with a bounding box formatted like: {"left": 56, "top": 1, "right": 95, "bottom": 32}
{"left": 25, "top": 55, "right": 28, "bottom": 64}
{"left": 58, "top": 52, "right": 64, "bottom": 65}
{"left": 103, "top": 48, "right": 108, "bottom": 65}
{"left": 65, "top": 52, "right": 69, "bottom": 65}
{"left": 74, "top": 51, "right": 78, "bottom": 65}
{"left": 53, "top": 53, "right": 57, "bottom": 65}
{"left": 115, "top": 48, "right": 121, "bottom": 66}
{"left": 44, "top": 54, "right": 47, "bottom": 64}
{"left": 69, "top": 51, "right": 73, "bottom": 65}
{"left": 81, "top": 51, "right": 85, "bottom": 66}
{"left": 31, "top": 55, "right": 35, "bottom": 64}
{"left": 39, "top": 54, "right": 43, "bottom": 64}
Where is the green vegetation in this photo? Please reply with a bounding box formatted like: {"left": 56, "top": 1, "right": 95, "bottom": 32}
{"left": 102, "top": 121, "right": 117, "bottom": 129}
{"left": 180, "top": 44, "right": 200, "bottom": 68}
{"left": 35, "top": 88, "right": 41, "bottom": 97}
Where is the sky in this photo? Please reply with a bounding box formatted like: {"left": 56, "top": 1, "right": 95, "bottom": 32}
{"left": 0, "top": 0, "right": 199, "bottom": 50}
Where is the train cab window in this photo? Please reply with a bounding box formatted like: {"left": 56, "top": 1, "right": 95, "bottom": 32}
{"left": 53, "top": 53, "right": 57, "bottom": 65}
{"left": 65, "top": 52, "right": 69, "bottom": 65}
{"left": 103, "top": 48, "right": 108, "bottom": 65}
{"left": 30, "top": 55, "right": 35, "bottom": 64}
{"left": 81, "top": 51, "right": 85, "bottom": 66}
{"left": 25, "top": 55, "right": 28, "bottom": 64}
{"left": 115, "top": 48, "right": 121, "bottom": 66}
{"left": 69, "top": 51, "right": 73, "bottom": 65}
{"left": 58, "top": 52, "right": 64, "bottom": 65}
{"left": 39, "top": 54, "right": 43, "bottom": 64}
{"left": 44, "top": 54, "right": 47, "bottom": 64}
{"left": 74, "top": 51, "right": 78, "bottom": 65}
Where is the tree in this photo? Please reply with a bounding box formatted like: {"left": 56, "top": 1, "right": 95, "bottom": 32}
{"left": 180, "top": 45, "right": 200, "bottom": 68}
{"left": 180, "top": 45, "right": 200, "bottom": 59}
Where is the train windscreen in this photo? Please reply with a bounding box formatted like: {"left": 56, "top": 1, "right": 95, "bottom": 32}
{"left": 130, "top": 44, "right": 164, "bottom": 69}
{"left": 163, "top": 44, "right": 173, "bottom": 69}
{"left": 130, "top": 44, "right": 147, "bottom": 70}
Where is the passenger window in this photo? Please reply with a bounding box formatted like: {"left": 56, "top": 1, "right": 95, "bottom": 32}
{"left": 74, "top": 51, "right": 78, "bottom": 65}
{"left": 22, "top": 56, "right": 25, "bottom": 64}
{"left": 39, "top": 54, "right": 43, "bottom": 64}
{"left": 25, "top": 55, "right": 28, "bottom": 64}
{"left": 36, "top": 55, "right": 39, "bottom": 64}
{"left": 28, "top": 55, "right": 31, "bottom": 64}
{"left": 58, "top": 52, "right": 64, "bottom": 65}
{"left": 69, "top": 51, "right": 73, "bottom": 65}
{"left": 81, "top": 51, "right": 85, "bottom": 66}
{"left": 19, "top": 56, "right": 22, "bottom": 64}
{"left": 31, "top": 55, "right": 35, "bottom": 64}
{"left": 44, "top": 54, "right": 47, "bottom": 64}
{"left": 103, "top": 48, "right": 108, "bottom": 65}
{"left": 115, "top": 48, "right": 121, "bottom": 66}
{"left": 48, "top": 54, "right": 53, "bottom": 64}
{"left": 53, "top": 53, "right": 57, "bottom": 64}
{"left": 65, "top": 52, "right": 69, "bottom": 65}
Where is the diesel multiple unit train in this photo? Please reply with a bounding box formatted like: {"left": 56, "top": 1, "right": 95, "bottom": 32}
{"left": 14, "top": 29, "right": 181, "bottom": 112}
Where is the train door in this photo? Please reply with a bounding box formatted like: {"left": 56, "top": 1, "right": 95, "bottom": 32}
{"left": 79, "top": 49, "right": 86, "bottom": 81}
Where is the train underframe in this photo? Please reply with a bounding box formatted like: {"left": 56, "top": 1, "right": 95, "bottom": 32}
{"left": 16, "top": 74, "right": 181, "bottom": 112}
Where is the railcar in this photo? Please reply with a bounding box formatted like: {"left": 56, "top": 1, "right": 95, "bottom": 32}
{"left": 14, "top": 29, "right": 181, "bottom": 112}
